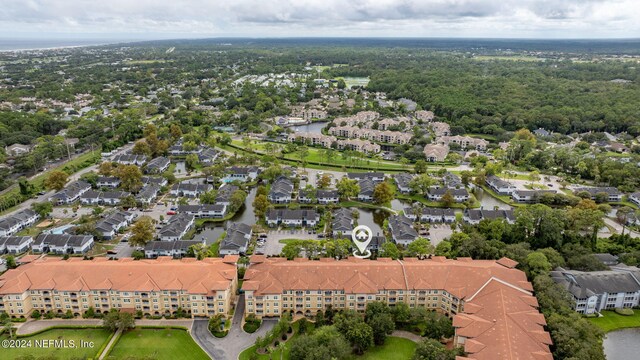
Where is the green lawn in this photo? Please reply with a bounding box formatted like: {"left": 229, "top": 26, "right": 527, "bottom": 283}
{"left": 107, "top": 328, "right": 209, "bottom": 360}
{"left": 0, "top": 328, "right": 112, "bottom": 360}
{"left": 354, "top": 336, "right": 417, "bottom": 360}
{"left": 588, "top": 310, "right": 640, "bottom": 332}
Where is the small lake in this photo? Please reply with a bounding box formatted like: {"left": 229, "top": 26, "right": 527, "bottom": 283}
{"left": 474, "top": 187, "right": 512, "bottom": 210}
{"left": 354, "top": 207, "right": 389, "bottom": 237}
{"left": 603, "top": 328, "right": 640, "bottom": 360}
{"left": 290, "top": 121, "right": 328, "bottom": 134}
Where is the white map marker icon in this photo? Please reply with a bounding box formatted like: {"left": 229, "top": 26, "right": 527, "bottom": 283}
{"left": 352, "top": 225, "right": 372, "bottom": 258}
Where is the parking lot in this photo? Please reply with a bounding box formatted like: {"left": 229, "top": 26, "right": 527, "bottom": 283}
{"left": 255, "top": 228, "right": 321, "bottom": 255}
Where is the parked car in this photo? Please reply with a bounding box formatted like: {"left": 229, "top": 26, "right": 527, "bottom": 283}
{"left": 166, "top": 211, "right": 176, "bottom": 215}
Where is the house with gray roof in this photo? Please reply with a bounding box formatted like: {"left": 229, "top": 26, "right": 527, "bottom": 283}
{"left": 266, "top": 209, "right": 319, "bottom": 228}
{"left": 394, "top": 173, "right": 414, "bottom": 194}
{"left": 95, "top": 211, "right": 135, "bottom": 239}
{"left": 0, "top": 236, "right": 33, "bottom": 254}
{"left": 427, "top": 187, "right": 469, "bottom": 202}
{"left": 144, "top": 239, "right": 204, "bottom": 258}
{"left": 0, "top": 209, "right": 39, "bottom": 237}
{"left": 50, "top": 180, "right": 91, "bottom": 205}
{"left": 511, "top": 189, "right": 556, "bottom": 204}
{"left": 96, "top": 176, "right": 121, "bottom": 188}
{"left": 136, "top": 184, "right": 160, "bottom": 205}
{"left": 463, "top": 209, "right": 516, "bottom": 225}
{"left": 486, "top": 175, "right": 516, "bottom": 195}
{"left": 170, "top": 182, "right": 212, "bottom": 198}
{"left": 404, "top": 207, "right": 455, "bottom": 223}
{"left": 145, "top": 156, "right": 170, "bottom": 174}
{"left": 332, "top": 208, "right": 354, "bottom": 237}
{"left": 219, "top": 222, "right": 253, "bottom": 255}
{"left": 32, "top": 234, "right": 94, "bottom": 254}
{"left": 551, "top": 267, "right": 640, "bottom": 314}
{"left": 388, "top": 214, "right": 419, "bottom": 246}
{"left": 574, "top": 187, "right": 623, "bottom": 202}
{"left": 357, "top": 179, "right": 375, "bottom": 202}
{"left": 158, "top": 213, "right": 195, "bottom": 241}
{"left": 268, "top": 177, "right": 294, "bottom": 204}
{"left": 177, "top": 204, "right": 227, "bottom": 218}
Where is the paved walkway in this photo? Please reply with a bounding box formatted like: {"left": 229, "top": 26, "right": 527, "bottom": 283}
{"left": 15, "top": 318, "right": 193, "bottom": 335}
{"left": 191, "top": 295, "right": 276, "bottom": 360}
{"left": 391, "top": 330, "right": 423, "bottom": 343}
{"left": 98, "top": 328, "right": 121, "bottom": 360}
{"left": 16, "top": 319, "right": 101, "bottom": 335}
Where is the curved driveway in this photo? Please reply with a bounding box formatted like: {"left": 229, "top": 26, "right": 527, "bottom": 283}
{"left": 191, "top": 295, "right": 276, "bottom": 360}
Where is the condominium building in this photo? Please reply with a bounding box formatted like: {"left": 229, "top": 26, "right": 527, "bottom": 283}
{"left": 242, "top": 256, "right": 552, "bottom": 360}
{"left": 0, "top": 256, "right": 238, "bottom": 318}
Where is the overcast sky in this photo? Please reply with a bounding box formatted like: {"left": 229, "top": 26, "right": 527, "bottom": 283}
{"left": 1, "top": 0, "right": 639, "bottom": 40}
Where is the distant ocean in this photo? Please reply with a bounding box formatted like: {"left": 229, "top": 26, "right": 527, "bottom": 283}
{"left": 0, "top": 39, "right": 120, "bottom": 51}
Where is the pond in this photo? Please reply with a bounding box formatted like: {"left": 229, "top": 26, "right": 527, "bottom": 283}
{"left": 290, "top": 121, "right": 328, "bottom": 134}
{"left": 474, "top": 187, "right": 512, "bottom": 210}
{"left": 603, "top": 328, "right": 640, "bottom": 360}
{"left": 354, "top": 207, "right": 390, "bottom": 238}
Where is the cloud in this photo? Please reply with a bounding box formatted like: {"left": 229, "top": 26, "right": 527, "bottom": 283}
{"left": 0, "top": 0, "right": 638, "bottom": 39}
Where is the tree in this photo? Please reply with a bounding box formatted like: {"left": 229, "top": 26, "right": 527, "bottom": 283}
{"left": 368, "top": 313, "right": 395, "bottom": 345}
{"left": 380, "top": 242, "right": 400, "bottom": 259}
{"left": 289, "top": 326, "right": 351, "bottom": 360}
{"left": 414, "top": 160, "right": 428, "bottom": 174}
{"left": 103, "top": 310, "right": 135, "bottom": 332}
{"left": 185, "top": 153, "right": 200, "bottom": 171}
{"left": 317, "top": 174, "right": 331, "bottom": 189}
{"left": 520, "top": 251, "right": 550, "bottom": 277}
{"left": 132, "top": 140, "right": 152, "bottom": 157}
{"left": 410, "top": 174, "right": 436, "bottom": 194}
{"left": 616, "top": 206, "right": 634, "bottom": 234}
{"left": 114, "top": 165, "right": 143, "bottom": 192}
{"left": 200, "top": 189, "right": 218, "bottom": 204}
{"left": 412, "top": 339, "right": 456, "bottom": 360}
{"left": 31, "top": 201, "right": 53, "bottom": 218}
{"left": 208, "top": 314, "right": 225, "bottom": 334}
{"left": 373, "top": 182, "right": 395, "bottom": 205}
{"left": 98, "top": 162, "right": 114, "bottom": 176}
{"left": 336, "top": 177, "right": 360, "bottom": 200}
{"left": 120, "top": 195, "right": 137, "bottom": 209}
{"left": 5, "top": 255, "right": 17, "bottom": 269}
{"left": 440, "top": 190, "right": 455, "bottom": 207}
{"left": 406, "top": 238, "right": 434, "bottom": 258}
{"left": 253, "top": 194, "right": 270, "bottom": 218}
{"left": 129, "top": 216, "right": 155, "bottom": 247}
{"left": 170, "top": 124, "right": 183, "bottom": 141}
{"left": 44, "top": 170, "right": 68, "bottom": 191}
{"left": 282, "top": 241, "right": 302, "bottom": 260}
{"left": 229, "top": 190, "right": 247, "bottom": 213}
{"left": 346, "top": 322, "right": 374, "bottom": 355}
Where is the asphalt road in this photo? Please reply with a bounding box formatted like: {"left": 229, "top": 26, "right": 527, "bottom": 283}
{"left": 191, "top": 295, "right": 276, "bottom": 360}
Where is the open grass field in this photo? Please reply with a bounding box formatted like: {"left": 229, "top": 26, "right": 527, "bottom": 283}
{"left": 588, "top": 310, "right": 640, "bottom": 332}
{"left": 230, "top": 139, "right": 407, "bottom": 171}
{"left": 0, "top": 328, "right": 111, "bottom": 359}
{"left": 355, "top": 336, "right": 417, "bottom": 360}
{"left": 107, "top": 328, "right": 209, "bottom": 360}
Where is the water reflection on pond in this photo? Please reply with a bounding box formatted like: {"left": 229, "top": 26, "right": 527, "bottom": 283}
{"left": 290, "top": 121, "right": 328, "bottom": 134}
{"left": 603, "top": 328, "right": 640, "bottom": 360}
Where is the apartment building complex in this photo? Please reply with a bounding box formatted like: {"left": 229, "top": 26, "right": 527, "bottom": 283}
{"left": 242, "top": 256, "right": 552, "bottom": 360}
{"left": 0, "top": 256, "right": 238, "bottom": 318}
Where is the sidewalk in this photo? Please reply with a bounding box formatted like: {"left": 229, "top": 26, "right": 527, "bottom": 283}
{"left": 15, "top": 318, "right": 194, "bottom": 336}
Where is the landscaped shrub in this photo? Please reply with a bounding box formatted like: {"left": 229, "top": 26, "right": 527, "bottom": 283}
{"left": 243, "top": 314, "right": 262, "bottom": 333}
{"left": 615, "top": 308, "right": 634, "bottom": 316}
